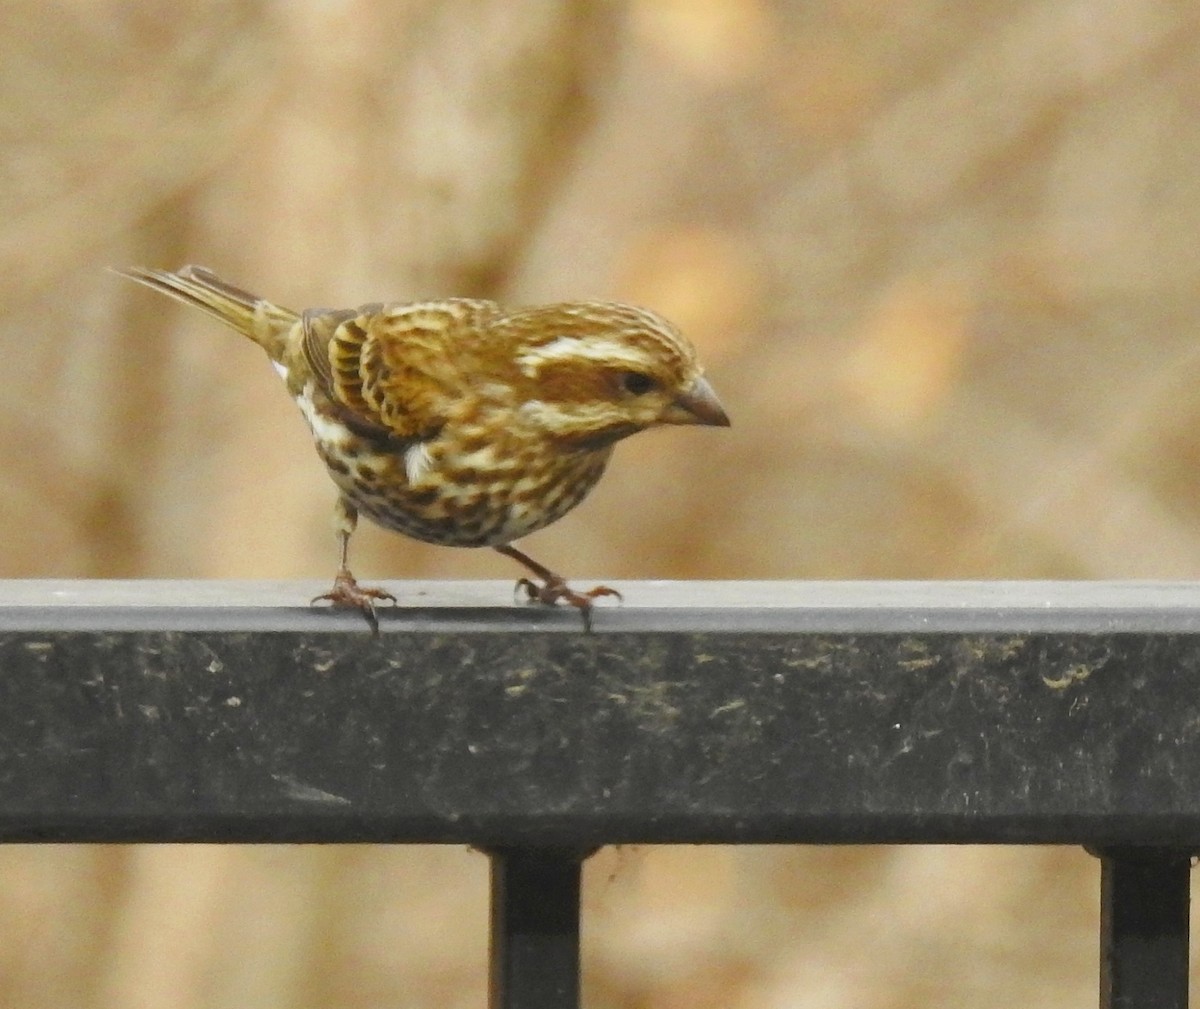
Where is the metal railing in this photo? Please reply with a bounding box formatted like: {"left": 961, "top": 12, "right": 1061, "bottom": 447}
{"left": 2, "top": 579, "right": 1198, "bottom": 1008}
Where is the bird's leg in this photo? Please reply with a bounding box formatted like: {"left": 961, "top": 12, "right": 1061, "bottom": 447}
{"left": 494, "top": 543, "right": 621, "bottom": 632}
{"left": 311, "top": 498, "right": 397, "bottom": 634}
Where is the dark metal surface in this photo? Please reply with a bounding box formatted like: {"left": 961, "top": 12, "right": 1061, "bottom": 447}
{"left": 4, "top": 580, "right": 1200, "bottom": 844}
{"left": 1098, "top": 849, "right": 1193, "bottom": 1009}
{"left": 11, "top": 578, "right": 1200, "bottom": 632}
{"left": 489, "top": 849, "right": 584, "bottom": 1009}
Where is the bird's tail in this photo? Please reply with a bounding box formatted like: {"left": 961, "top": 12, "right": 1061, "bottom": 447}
{"left": 116, "top": 265, "right": 298, "bottom": 361}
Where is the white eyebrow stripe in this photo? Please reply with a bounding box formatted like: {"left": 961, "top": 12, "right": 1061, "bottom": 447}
{"left": 516, "top": 336, "right": 650, "bottom": 377}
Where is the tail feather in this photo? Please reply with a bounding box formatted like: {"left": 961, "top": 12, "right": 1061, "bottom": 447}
{"left": 115, "top": 265, "right": 298, "bottom": 361}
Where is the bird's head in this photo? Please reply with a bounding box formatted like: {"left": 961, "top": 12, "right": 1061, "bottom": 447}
{"left": 499, "top": 302, "right": 730, "bottom": 448}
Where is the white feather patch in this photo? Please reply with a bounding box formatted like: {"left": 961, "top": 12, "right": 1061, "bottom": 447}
{"left": 294, "top": 383, "right": 350, "bottom": 447}
{"left": 404, "top": 442, "right": 436, "bottom": 484}
{"left": 519, "top": 398, "right": 620, "bottom": 432}
{"left": 271, "top": 361, "right": 288, "bottom": 381}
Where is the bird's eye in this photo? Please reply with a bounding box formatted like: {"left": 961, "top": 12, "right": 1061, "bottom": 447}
{"left": 619, "top": 371, "right": 658, "bottom": 395}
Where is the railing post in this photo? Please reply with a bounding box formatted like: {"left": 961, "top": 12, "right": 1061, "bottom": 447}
{"left": 488, "top": 847, "right": 588, "bottom": 1009}
{"left": 1095, "top": 848, "right": 1193, "bottom": 1009}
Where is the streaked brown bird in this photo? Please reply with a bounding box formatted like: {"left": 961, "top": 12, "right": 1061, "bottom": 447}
{"left": 118, "top": 266, "right": 730, "bottom": 630}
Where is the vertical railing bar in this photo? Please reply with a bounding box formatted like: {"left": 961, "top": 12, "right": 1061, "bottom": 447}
{"left": 488, "top": 847, "right": 587, "bottom": 1009}
{"left": 1095, "top": 847, "right": 1193, "bottom": 1009}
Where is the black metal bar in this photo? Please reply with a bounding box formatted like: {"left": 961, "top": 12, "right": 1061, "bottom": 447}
{"left": 10, "top": 581, "right": 1200, "bottom": 1007}
{"left": 1097, "top": 849, "right": 1192, "bottom": 1009}
{"left": 4, "top": 581, "right": 1200, "bottom": 846}
{"left": 13, "top": 578, "right": 1200, "bottom": 635}
{"left": 489, "top": 848, "right": 584, "bottom": 1009}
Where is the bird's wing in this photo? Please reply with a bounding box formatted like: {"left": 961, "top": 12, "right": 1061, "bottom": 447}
{"left": 301, "top": 299, "right": 503, "bottom": 440}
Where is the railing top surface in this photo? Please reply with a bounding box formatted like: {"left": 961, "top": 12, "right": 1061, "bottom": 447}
{"left": 6, "top": 578, "right": 1200, "bottom": 632}
{"left": 4, "top": 580, "right": 1200, "bottom": 847}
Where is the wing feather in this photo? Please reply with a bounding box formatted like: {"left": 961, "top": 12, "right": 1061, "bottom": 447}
{"left": 301, "top": 298, "right": 502, "bottom": 440}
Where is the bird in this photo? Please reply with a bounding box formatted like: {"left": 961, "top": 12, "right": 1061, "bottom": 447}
{"left": 117, "top": 265, "right": 730, "bottom": 631}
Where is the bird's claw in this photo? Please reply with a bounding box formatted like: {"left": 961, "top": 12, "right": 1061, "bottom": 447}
{"left": 312, "top": 569, "right": 397, "bottom": 635}
{"left": 514, "top": 577, "right": 622, "bottom": 632}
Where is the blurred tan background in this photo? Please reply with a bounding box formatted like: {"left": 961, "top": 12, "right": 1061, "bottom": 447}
{"left": 3, "top": 0, "right": 1200, "bottom": 1006}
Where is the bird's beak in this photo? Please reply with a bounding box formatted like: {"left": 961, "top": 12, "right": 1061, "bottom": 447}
{"left": 661, "top": 375, "right": 731, "bottom": 427}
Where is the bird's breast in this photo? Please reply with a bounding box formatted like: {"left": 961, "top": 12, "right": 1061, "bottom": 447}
{"left": 295, "top": 390, "right": 612, "bottom": 547}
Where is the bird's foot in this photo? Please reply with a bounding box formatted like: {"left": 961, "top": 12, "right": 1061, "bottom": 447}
{"left": 312, "top": 568, "right": 397, "bottom": 635}
{"left": 515, "top": 576, "right": 622, "bottom": 632}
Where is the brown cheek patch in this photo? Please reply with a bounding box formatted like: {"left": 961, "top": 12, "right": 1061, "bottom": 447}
{"left": 526, "top": 365, "right": 612, "bottom": 406}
